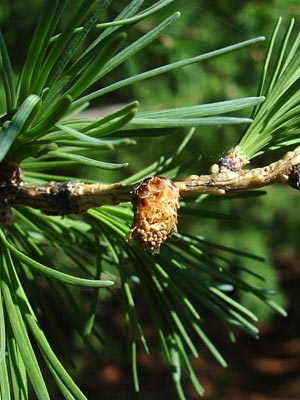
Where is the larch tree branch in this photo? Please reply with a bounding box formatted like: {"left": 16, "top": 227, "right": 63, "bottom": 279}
{"left": 0, "top": 146, "right": 300, "bottom": 221}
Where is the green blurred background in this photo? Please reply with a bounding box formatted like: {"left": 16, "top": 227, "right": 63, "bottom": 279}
{"left": 1, "top": 1, "right": 300, "bottom": 398}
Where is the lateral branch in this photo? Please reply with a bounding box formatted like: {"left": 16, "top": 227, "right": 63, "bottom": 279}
{"left": 0, "top": 146, "right": 300, "bottom": 218}
{"left": 176, "top": 146, "right": 300, "bottom": 196}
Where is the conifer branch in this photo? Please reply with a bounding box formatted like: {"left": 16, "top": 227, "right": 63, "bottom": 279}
{"left": 0, "top": 146, "right": 299, "bottom": 221}
{"left": 177, "top": 145, "right": 300, "bottom": 196}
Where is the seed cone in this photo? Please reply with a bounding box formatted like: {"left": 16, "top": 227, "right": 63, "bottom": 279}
{"left": 128, "top": 176, "right": 180, "bottom": 254}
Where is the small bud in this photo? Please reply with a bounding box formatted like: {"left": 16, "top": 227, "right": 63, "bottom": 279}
{"left": 210, "top": 146, "right": 248, "bottom": 173}
{"left": 288, "top": 163, "right": 300, "bottom": 190}
{"left": 128, "top": 176, "right": 180, "bottom": 254}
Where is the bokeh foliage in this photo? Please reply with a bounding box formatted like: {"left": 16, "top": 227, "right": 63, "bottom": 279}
{"left": 0, "top": 1, "right": 300, "bottom": 399}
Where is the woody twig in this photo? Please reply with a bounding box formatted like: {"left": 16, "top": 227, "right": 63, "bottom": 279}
{"left": 176, "top": 145, "right": 300, "bottom": 196}
{"left": 0, "top": 146, "right": 299, "bottom": 223}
